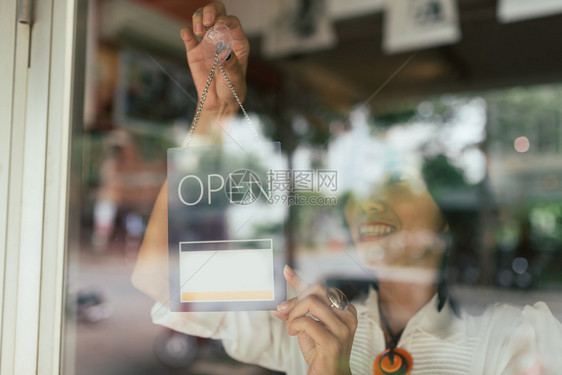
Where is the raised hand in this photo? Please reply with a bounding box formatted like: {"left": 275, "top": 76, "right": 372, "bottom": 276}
{"left": 180, "top": 1, "right": 250, "bottom": 119}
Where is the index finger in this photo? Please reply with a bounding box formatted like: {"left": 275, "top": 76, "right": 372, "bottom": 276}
{"left": 202, "top": 2, "right": 227, "bottom": 27}
{"left": 283, "top": 265, "right": 309, "bottom": 293}
{"left": 192, "top": 2, "right": 227, "bottom": 37}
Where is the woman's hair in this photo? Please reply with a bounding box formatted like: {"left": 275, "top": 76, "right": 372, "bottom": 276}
{"left": 423, "top": 153, "right": 483, "bottom": 315}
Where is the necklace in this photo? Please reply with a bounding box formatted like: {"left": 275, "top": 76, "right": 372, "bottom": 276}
{"left": 373, "top": 300, "right": 413, "bottom": 375}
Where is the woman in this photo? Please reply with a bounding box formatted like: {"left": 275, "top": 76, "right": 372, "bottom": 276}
{"left": 134, "top": 3, "right": 562, "bottom": 374}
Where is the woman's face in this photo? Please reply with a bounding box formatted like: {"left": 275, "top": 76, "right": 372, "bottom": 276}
{"left": 345, "top": 174, "right": 447, "bottom": 271}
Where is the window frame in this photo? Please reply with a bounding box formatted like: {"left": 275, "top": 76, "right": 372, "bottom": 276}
{"left": 0, "top": 0, "right": 85, "bottom": 374}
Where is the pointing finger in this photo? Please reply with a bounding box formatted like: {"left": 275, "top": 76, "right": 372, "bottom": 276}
{"left": 284, "top": 265, "right": 309, "bottom": 293}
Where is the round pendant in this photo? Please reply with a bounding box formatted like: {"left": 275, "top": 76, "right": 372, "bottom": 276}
{"left": 373, "top": 348, "right": 413, "bottom": 375}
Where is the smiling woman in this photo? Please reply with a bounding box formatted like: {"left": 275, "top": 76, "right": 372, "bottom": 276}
{"left": 130, "top": 3, "right": 562, "bottom": 375}
{"left": 345, "top": 174, "right": 448, "bottom": 271}
{"left": 7, "top": 0, "right": 562, "bottom": 373}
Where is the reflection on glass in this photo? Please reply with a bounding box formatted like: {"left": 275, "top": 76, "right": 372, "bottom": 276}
{"left": 63, "top": 1, "right": 562, "bottom": 374}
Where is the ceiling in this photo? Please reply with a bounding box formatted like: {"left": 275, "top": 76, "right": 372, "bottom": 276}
{"left": 131, "top": 0, "right": 562, "bottom": 113}
{"left": 133, "top": 0, "right": 209, "bottom": 21}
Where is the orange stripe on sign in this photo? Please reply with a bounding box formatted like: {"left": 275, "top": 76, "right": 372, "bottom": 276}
{"left": 182, "top": 290, "right": 273, "bottom": 301}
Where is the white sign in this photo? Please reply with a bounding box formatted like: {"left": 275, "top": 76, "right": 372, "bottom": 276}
{"left": 498, "top": 0, "right": 562, "bottom": 23}
{"left": 167, "top": 142, "right": 287, "bottom": 311}
{"left": 262, "top": 0, "right": 336, "bottom": 58}
{"left": 383, "top": 0, "right": 461, "bottom": 54}
{"left": 179, "top": 240, "right": 275, "bottom": 303}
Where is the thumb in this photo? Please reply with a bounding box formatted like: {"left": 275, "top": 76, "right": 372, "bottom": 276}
{"left": 180, "top": 27, "right": 199, "bottom": 56}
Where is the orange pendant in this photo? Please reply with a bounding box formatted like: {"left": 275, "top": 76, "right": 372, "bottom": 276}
{"left": 373, "top": 348, "right": 413, "bottom": 375}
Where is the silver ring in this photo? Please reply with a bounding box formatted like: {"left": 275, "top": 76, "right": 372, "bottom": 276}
{"left": 193, "top": 9, "right": 203, "bottom": 16}
{"left": 327, "top": 287, "right": 348, "bottom": 311}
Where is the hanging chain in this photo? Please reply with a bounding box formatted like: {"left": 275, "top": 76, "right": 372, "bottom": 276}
{"left": 182, "top": 47, "right": 258, "bottom": 148}
{"left": 218, "top": 64, "right": 259, "bottom": 139}
{"left": 182, "top": 53, "right": 219, "bottom": 147}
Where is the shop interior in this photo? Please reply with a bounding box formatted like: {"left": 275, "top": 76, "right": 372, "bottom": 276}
{"left": 65, "top": 1, "right": 562, "bottom": 374}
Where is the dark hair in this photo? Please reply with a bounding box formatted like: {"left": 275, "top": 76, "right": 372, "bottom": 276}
{"left": 422, "top": 153, "right": 482, "bottom": 315}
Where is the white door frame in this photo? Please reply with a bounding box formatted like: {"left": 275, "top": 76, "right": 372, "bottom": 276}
{"left": 0, "top": 0, "right": 83, "bottom": 373}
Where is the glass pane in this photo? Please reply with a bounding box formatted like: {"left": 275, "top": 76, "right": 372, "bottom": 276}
{"left": 63, "top": 1, "right": 562, "bottom": 374}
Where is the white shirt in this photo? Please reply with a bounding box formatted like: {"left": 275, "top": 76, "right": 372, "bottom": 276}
{"left": 152, "top": 288, "right": 562, "bottom": 374}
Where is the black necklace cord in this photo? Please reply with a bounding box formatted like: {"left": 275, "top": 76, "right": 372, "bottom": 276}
{"left": 377, "top": 300, "right": 405, "bottom": 364}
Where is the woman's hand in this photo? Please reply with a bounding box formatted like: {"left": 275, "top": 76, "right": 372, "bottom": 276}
{"left": 180, "top": 2, "right": 249, "bottom": 119}
{"left": 132, "top": 3, "right": 248, "bottom": 303}
{"left": 272, "top": 266, "right": 358, "bottom": 375}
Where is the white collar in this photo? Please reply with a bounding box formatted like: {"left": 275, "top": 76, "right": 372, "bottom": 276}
{"left": 355, "top": 286, "right": 461, "bottom": 346}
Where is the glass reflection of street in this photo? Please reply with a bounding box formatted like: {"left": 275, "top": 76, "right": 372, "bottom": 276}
{"left": 74, "top": 252, "right": 281, "bottom": 375}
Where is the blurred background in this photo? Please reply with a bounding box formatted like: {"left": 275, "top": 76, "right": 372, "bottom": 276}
{"left": 64, "top": 0, "right": 562, "bottom": 374}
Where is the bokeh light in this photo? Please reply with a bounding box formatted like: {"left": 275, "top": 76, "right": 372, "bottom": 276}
{"left": 514, "top": 136, "right": 530, "bottom": 152}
